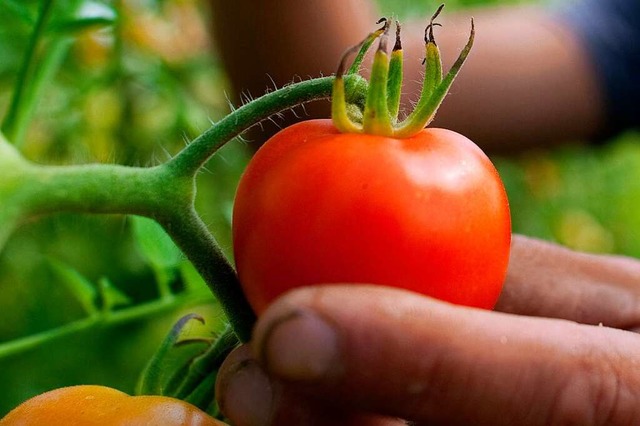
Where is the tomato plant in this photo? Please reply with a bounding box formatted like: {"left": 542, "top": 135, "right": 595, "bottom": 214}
{"left": 233, "top": 13, "right": 511, "bottom": 313}
{"left": 0, "top": 5, "right": 513, "bottom": 417}
{"left": 0, "top": 385, "right": 225, "bottom": 426}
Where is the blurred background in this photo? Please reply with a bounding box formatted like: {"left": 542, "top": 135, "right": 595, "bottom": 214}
{"left": 1, "top": 0, "right": 639, "bottom": 416}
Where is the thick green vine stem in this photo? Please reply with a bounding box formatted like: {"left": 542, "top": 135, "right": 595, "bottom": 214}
{"left": 0, "top": 74, "right": 368, "bottom": 343}
{"left": 332, "top": 4, "right": 475, "bottom": 138}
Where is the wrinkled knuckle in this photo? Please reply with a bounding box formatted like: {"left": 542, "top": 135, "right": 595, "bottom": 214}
{"left": 550, "top": 352, "right": 640, "bottom": 425}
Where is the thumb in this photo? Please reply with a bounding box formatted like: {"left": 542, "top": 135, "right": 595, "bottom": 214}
{"left": 251, "top": 284, "right": 640, "bottom": 425}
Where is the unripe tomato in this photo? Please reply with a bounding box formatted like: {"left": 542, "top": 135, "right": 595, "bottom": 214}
{"left": 0, "top": 385, "right": 224, "bottom": 426}
{"left": 233, "top": 119, "right": 511, "bottom": 313}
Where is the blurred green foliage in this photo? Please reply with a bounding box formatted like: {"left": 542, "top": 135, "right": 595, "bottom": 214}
{"left": 497, "top": 132, "right": 640, "bottom": 257}
{"left": 0, "top": 0, "right": 638, "bottom": 417}
{"left": 0, "top": 0, "right": 245, "bottom": 415}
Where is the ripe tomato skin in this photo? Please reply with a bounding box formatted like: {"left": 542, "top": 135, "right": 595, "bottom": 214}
{"left": 233, "top": 119, "right": 511, "bottom": 313}
{"left": 0, "top": 385, "right": 224, "bottom": 426}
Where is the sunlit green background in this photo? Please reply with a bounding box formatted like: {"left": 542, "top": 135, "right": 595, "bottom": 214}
{"left": 1, "top": 0, "right": 638, "bottom": 416}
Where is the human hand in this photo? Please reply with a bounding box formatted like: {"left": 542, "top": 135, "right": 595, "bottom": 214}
{"left": 215, "top": 235, "right": 640, "bottom": 425}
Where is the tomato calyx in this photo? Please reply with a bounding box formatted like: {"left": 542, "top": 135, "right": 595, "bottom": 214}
{"left": 332, "top": 4, "right": 475, "bottom": 138}
{"left": 137, "top": 314, "right": 239, "bottom": 416}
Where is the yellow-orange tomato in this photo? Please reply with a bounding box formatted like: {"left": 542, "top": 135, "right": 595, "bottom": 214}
{"left": 0, "top": 385, "right": 224, "bottom": 426}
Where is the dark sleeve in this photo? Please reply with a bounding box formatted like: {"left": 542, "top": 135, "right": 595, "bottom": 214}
{"left": 558, "top": 0, "right": 640, "bottom": 138}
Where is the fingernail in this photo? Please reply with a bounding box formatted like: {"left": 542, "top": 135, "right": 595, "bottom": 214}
{"left": 217, "top": 358, "right": 274, "bottom": 426}
{"left": 256, "top": 310, "right": 340, "bottom": 382}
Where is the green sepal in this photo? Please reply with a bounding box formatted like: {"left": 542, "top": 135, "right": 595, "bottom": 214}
{"left": 347, "top": 18, "right": 388, "bottom": 75}
{"left": 332, "top": 76, "right": 363, "bottom": 133}
{"left": 183, "top": 369, "right": 218, "bottom": 411}
{"left": 393, "top": 40, "right": 443, "bottom": 137}
{"left": 332, "top": 18, "right": 392, "bottom": 133}
{"left": 363, "top": 48, "right": 393, "bottom": 136}
{"left": 173, "top": 324, "right": 239, "bottom": 401}
{"left": 136, "top": 313, "right": 206, "bottom": 396}
{"left": 386, "top": 22, "right": 403, "bottom": 123}
{"left": 422, "top": 42, "right": 444, "bottom": 114}
{"left": 331, "top": 5, "right": 475, "bottom": 139}
{"left": 332, "top": 50, "right": 365, "bottom": 133}
{"left": 394, "top": 18, "right": 474, "bottom": 138}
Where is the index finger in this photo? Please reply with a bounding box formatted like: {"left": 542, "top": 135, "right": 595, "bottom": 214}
{"left": 252, "top": 284, "right": 640, "bottom": 425}
{"left": 497, "top": 235, "right": 640, "bottom": 330}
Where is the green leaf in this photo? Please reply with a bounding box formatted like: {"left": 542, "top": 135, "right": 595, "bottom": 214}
{"left": 131, "top": 216, "right": 183, "bottom": 270}
{"left": 132, "top": 216, "right": 184, "bottom": 299}
{"left": 97, "top": 277, "right": 131, "bottom": 312}
{"left": 48, "top": 259, "right": 98, "bottom": 316}
{"left": 47, "top": 16, "right": 115, "bottom": 35}
{"left": 49, "top": 1, "right": 116, "bottom": 34}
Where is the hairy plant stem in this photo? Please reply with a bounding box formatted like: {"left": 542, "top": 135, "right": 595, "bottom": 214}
{"left": 18, "top": 164, "right": 178, "bottom": 218}
{"left": 0, "top": 75, "right": 366, "bottom": 343}
{"left": 7, "top": 161, "right": 254, "bottom": 340}
{"left": 0, "top": 290, "right": 213, "bottom": 360}
{"left": 168, "top": 75, "right": 367, "bottom": 176}
{"left": 159, "top": 208, "right": 255, "bottom": 342}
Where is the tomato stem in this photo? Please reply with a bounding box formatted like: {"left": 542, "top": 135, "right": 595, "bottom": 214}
{"left": 169, "top": 74, "right": 367, "bottom": 177}
{"left": 158, "top": 208, "right": 256, "bottom": 342}
{"left": 0, "top": 72, "right": 370, "bottom": 346}
{"left": 0, "top": 287, "right": 212, "bottom": 360}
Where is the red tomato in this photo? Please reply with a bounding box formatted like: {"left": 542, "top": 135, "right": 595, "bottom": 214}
{"left": 233, "top": 119, "right": 511, "bottom": 313}
{"left": 0, "top": 385, "right": 224, "bottom": 426}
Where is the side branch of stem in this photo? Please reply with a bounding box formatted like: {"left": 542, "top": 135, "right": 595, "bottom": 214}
{"left": 6, "top": 159, "right": 255, "bottom": 341}
{"left": 0, "top": 74, "right": 363, "bottom": 343}
{"left": 168, "top": 75, "right": 367, "bottom": 177}
{"left": 0, "top": 289, "right": 213, "bottom": 360}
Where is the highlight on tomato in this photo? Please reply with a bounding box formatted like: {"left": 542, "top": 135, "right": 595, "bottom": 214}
{"left": 232, "top": 6, "right": 511, "bottom": 314}
{"left": 0, "top": 385, "right": 225, "bottom": 426}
